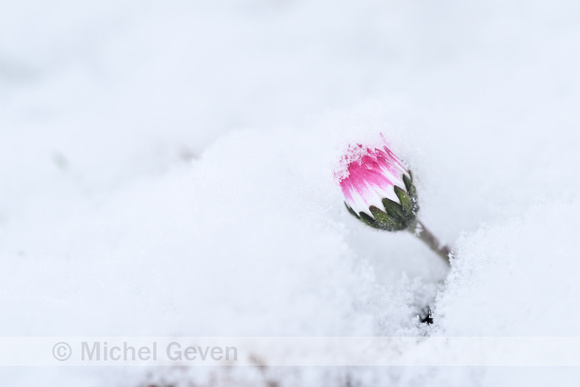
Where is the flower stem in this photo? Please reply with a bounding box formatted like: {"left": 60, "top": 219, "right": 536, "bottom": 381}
{"left": 408, "top": 220, "right": 451, "bottom": 265}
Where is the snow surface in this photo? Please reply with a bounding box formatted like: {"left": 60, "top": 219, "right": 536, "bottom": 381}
{"left": 2, "top": 0, "right": 580, "bottom": 385}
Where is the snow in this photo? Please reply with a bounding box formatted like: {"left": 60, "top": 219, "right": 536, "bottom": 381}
{"left": 2, "top": 0, "right": 580, "bottom": 385}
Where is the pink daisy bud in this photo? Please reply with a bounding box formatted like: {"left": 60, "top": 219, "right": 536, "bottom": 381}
{"left": 335, "top": 135, "right": 418, "bottom": 231}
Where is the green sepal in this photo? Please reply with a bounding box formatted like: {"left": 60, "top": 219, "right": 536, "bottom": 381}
{"left": 369, "top": 205, "right": 403, "bottom": 231}
{"left": 402, "top": 171, "right": 419, "bottom": 214}
{"left": 345, "top": 203, "right": 360, "bottom": 219}
{"left": 394, "top": 185, "right": 412, "bottom": 214}
{"left": 359, "top": 211, "right": 381, "bottom": 229}
{"left": 382, "top": 197, "right": 406, "bottom": 219}
{"left": 403, "top": 173, "right": 416, "bottom": 198}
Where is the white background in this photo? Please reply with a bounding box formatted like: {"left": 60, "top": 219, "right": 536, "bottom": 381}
{"left": 1, "top": 0, "right": 580, "bottom": 385}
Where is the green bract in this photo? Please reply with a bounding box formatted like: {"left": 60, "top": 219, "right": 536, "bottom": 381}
{"left": 345, "top": 172, "right": 419, "bottom": 231}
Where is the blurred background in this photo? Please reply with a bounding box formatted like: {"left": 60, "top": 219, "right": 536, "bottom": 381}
{"left": 2, "top": 0, "right": 580, "bottom": 200}
{"left": 2, "top": 0, "right": 580, "bottom": 385}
